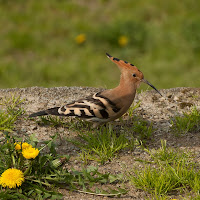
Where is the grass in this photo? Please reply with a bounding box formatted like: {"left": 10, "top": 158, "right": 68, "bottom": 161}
{"left": 0, "top": 96, "right": 24, "bottom": 132}
{"left": 145, "top": 140, "right": 190, "bottom": 164}
{"left": 0, "top": 1, "right": 200, "bottom": 89}
{"left": 171, "top": 106, "right": 200, "bottom": 135}
{"left": 67, "top": 122, "right": 153, "bottom": 164}
{"left": 127, "top": 140, "right": 200, "bottom": 199}
{"left": 130, "top": 117, "right": 153, "bottom": 144}
{"left": 121, "top": 113, "right": 154, "bottom": 146}
{"left": 127, "top": 101, "right": 141, "bottom": 118}
{"left": 67, "top": 127, "right": 131, "bottom": 164}
{"left": 35, "top": 115, "right": 94, "bottom": 131}
{"left": 36, "top": 116, "right": 66, "bottom": 127}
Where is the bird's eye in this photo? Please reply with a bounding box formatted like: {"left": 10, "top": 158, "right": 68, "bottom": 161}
{"left": 132, "top": 73, "right": 136, "bottom": 77}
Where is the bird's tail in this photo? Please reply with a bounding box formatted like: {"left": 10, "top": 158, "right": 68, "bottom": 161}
{"left": 29, "top": 107, "right": 60, "bottom": 118}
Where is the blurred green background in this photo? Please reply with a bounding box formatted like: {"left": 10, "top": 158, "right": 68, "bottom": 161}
{"left": 0, "top": 0, "right": 199, "bottom": 90}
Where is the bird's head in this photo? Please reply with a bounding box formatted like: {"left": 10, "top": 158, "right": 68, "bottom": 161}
{"left": 106, "top": 53, "right": 162, "bottom": 96}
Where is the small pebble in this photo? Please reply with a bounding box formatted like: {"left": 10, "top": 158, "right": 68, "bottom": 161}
{"left": 174, "top": 96, "right": 179, "bottom": 101}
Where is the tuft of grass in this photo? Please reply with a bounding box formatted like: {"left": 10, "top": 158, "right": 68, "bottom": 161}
{"left": 127, "top": 140, "right": 200, "bottom": 199}
{"left": 127, "top": 101, "right": 141, "bottom": 118}
{"left": 193, "top": 196, "right": 200, "bottom": 200}
{"left": 67, "top": 127, "right": 131, "bottom": 164}
{"left": 129, "top": 117, "right": 153, "bottom": 145}
{"left": 129, "top": 160, "right": 199, "bottom": 195}
{"left": 36, "top": 115, "right": 66, "bottom": 127}
{"left": 171, "top": 106, "right": 200, "bottom": 135}
{"left": 129, "top": 165, "right": 177, "bottom": 195}
{"left": 0, "top": 96, "right": 24, "bottom": 132}
{"left": 35, "top": 115, "right": 93, "bottom": 130}
{"left": 67, "top": 118, "right": 92, "bottom": 131}
{"left": 145, "top": 194, "right": 169, "bottom": 200}
{"left": 145, "top": 140, "right": 190, "bottom": 164}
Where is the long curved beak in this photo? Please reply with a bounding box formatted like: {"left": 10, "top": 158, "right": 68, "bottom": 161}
{"left": 142, "top": 79, "right": 162, "bottom": 96}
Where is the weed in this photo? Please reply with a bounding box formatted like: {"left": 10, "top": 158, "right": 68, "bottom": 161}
{"left": 171, "top": 106, "right": 200, "bottom": 135}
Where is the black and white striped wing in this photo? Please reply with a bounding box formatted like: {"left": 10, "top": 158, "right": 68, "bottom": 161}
{"left": 58, "top": 92, "right": 120, "bottom": 122}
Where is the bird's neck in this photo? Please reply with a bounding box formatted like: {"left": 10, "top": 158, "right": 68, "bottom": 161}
{"left": 106, "top": 74, "right": 137, "bottom": 112}
{"left": 101, "top": 73, "right": 138, "bottom": 105}
{"left": 116, "top": 74, "right": 137, "bottom": 95}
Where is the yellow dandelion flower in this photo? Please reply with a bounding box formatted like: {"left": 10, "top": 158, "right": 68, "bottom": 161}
{"left": 118, "top": 35, "right": 128, "bottom": 47}
{"left": 0, "top": 168, "right": 24, "bottom": 188}
{"left": 22, "top": 146, "right": 39, "bottom": 159}
{"left": 22, "top": 142, "right": 32, "bottom": 149}
{"left": 14, "top": 142, "right": 21, "bottom": 150}
{"left": 75, "top": 34, "right": 86, "bottom": 44}
{"left": 15, "top": 142, "right": 32, "bottom": 150}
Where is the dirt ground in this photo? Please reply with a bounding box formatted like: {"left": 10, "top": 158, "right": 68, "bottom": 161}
{"left": 0, "top": 86, "right": 200, "bottom": 200}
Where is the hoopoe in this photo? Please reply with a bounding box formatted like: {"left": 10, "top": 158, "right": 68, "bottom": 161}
{"left": 29, "top": 53, "right": 162, "bottom": 127}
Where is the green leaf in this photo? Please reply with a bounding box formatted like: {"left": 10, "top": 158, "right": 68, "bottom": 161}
{"left": 95, "top": 187, "right": 101, "bottom": 194}
{"left": 29, "top": 133, "right": 39, "bottom": 143}
{"left": 43, "top": 192, "right": 52, "bottom": 199}
{"left": 109, "top": 174, "right": 123, "bottom": 183}
{"left": 51, "top": 194, "right": 63, "bottom": 199}
{"left": 27, "top": 190, "right": 34, "bottom": 196}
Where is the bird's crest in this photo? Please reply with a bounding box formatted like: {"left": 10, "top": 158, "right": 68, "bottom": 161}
{"left": 106, "top": 53, "right": 137, "bottom": 71}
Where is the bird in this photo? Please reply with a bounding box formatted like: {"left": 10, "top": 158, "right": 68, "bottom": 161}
{"left": 29, "top": 53, "right": 162, "bottom": 127}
